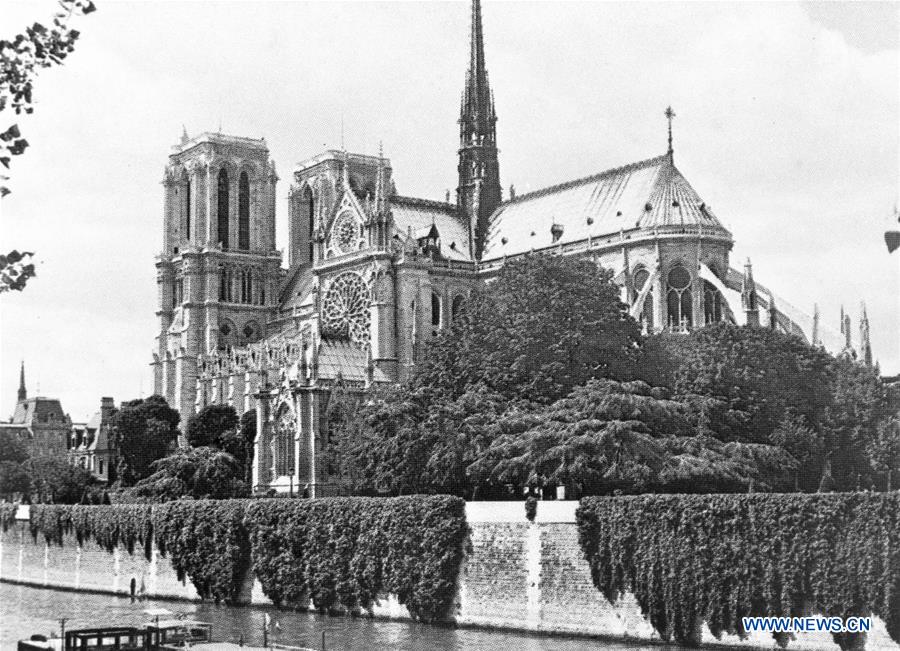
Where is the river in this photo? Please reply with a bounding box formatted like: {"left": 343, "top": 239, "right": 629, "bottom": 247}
{"left": 0, "top": 582, "right": 685, "bottom": 650}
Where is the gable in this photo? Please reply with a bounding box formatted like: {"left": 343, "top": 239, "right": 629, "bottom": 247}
{"left": 326, "top": 191, "right": 367, "bottom": 258}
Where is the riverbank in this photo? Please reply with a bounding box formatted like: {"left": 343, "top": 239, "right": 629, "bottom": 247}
{"left": 3, "top": 500, "right": 898, "bottom": 651}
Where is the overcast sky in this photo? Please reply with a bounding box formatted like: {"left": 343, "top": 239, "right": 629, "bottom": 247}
{"left": 1, "top": 0, "right": 898, "bottom": 420}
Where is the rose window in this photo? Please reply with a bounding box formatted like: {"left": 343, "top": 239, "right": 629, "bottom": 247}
{"left": 321, "top": 272, "right": 370, "bottom": 347}
{"left": 333, "top": 211, "right": 359, "bottom": 254}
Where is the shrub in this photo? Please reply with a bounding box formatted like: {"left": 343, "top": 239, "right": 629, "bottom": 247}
{"left": 152, "top": 500, "right": 251, "bottom": 603}
{"left": 577, "top": 493, "right": 900, "bottom": 648}
{"left": 244, "top": 495, "right": 468, "bottom": 622}
{"left": 0, "top": 501, "right": 18, "bottom": 531}
{"left": 29, "top": 504, "right": 153, "bottom": 559}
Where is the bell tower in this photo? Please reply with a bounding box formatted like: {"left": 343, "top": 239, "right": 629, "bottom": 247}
{"left": 457, "top": 0, "right": 502, "bottom": 261}
{"left": 153, "top": 131, "right": 282, "bottom": 422}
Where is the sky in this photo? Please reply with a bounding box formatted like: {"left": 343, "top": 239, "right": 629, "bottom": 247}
{"left": 0, "top": 0, "right": 898, "bottom": 421}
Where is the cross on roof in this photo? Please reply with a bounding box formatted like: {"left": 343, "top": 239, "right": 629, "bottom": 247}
{"left": 665, "top": 106, "right": 676, "bottom": 155}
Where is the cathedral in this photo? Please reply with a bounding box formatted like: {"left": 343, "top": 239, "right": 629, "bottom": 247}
{"left": 152, "top": 0, "right": 871, "bottom": 495}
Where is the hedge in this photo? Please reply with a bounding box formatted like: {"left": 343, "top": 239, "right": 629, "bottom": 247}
{"left": 26, "top": 496, "right": 468, "bottom": 618}
{"left": 244, "top": 495, "right": 468, "bottom": 622}
{"left": 152, "top": 500, "right": 250, "bottom": 603}
{"left": 577, "top": 493, "right": 900, "bottom": 648}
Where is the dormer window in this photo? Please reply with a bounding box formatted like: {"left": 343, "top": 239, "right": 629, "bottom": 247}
{"left": 551, "top": 223, "right": 564, "bottom": 243}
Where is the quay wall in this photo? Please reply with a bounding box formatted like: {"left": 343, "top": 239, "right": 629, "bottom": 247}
{"left": 2, "top": 502, "right": 897, "bottom": 651}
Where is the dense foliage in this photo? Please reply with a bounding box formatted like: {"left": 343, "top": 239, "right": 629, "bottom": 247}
{"left": 418, "top": 255, "right": 641, "bottom": 403}
{"left": 29, "top": 503, "right": 152, "bottom": 558}
{"left": 186, "top": 404, "right": 238, "bottom": 448}
{"left": 244, "top": 495, "right": 467, "bottom": 622}
{"left": 129, "top": 446, "right": 248, "bottom": 502}
{"left": 577, "top": 493, "right": 900, "bottom": 648}
{"left": 152, "top": 500, "right": 251, "bottom": 603}
{"left": 113, "top": 395, "right": 180, "bottom": 485}
{"left": 28, "top": 457, "right": 97, "bottom": 504}
{"left": 26, "top": 496, "right": 468, "bottom": 617}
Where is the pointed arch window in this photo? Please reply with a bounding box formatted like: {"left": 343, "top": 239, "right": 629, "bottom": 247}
{"left": 704, "top": 281, "right": 723, "bottom": 325}
{"left": 633, "top": 267, "right": 654, "bottom": 332}
{"left": 238, "top": 172, "right": 250, "bottom": 250}
{"left": 217, "top": 168, "right": 229, "bottom": 249}
{"left": 185, "top": 178, "right": 191, "bottom": 241}
{"left": 666, "top": 265, "right": 693, "bottom": 331}
{"left": 431, "top": 292, "right": 442, "bottom": 331}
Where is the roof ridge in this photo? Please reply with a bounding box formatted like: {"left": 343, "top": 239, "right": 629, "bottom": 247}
{"left": 499, "top": 153, "right": 670, "bottom": 207}
{"left": 392, "top": 195, "right": 458, "bottom": 211}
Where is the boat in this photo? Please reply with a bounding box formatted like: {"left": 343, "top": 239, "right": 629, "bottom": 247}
{"left": 17, "top": 609, "right": 321, "bottom": 651}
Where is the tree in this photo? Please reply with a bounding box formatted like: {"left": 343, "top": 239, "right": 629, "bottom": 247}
{"left": 671, "top": 323, "right": 833, "bottom": 444}
{"left": 236, "top": 410, "right": 256, "bottom": 484}
{"left": 869, "top": 418, "right": 900, "bottom": 491}
{"left": 1, "top": 0, "right": 96, "bottom": 292}
{"left": 113, "top": 395, "right": 180, "bottom": 485}
{"left": 468, "top": 379, "right": 795, "bottom": 498}
{"left": 417, "top": 253, "right": 642, "bottom": 404}
{"left": 0, "top": 460, "right": 30, "bottom": 498}
{"left": 186, "top": 404, "right": 238, "bottom": 448}
{"left": 28, "top": 457, "right": 96, "bottom": 503}
{"left": 769, "top": 411, "right": 824, "bottom": 491}
{"left": 131, "top": 447, "right": 248, "bottom": 501}
{"left": 0, "top": 429, "right": 29, "bottom": 464}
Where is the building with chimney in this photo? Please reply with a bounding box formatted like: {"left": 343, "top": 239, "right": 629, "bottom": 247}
{"left": 69, "top": 397, "right": 117, "bottom": 483}
{"left": 1, "top": 363, "right": 72, "bottom": 460}
{"left": 151, "top": 0, "right": 870, "bottom": 495}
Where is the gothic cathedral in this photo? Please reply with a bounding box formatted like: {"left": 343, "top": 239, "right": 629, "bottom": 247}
{"left": 153, "top": 0, "right": 871, "bottom": 495}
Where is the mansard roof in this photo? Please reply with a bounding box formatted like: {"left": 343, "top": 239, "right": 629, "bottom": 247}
{"left": 11, "top": 397, "right": 68, "bottom": 427}
{"left": 481, "top": 153, "right": 731, "bottom": 261}
{"left": 391, "top": 196, "right": 472, "bottom": 261}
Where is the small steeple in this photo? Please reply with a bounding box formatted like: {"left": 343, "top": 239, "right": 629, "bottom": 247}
{"left": 859, "top": 302, "right": 872, "bottom": 366}
{"left": 741, "top": 258, "right": 759, "bottom": 327}
{"left": 17, "top": 360, "right": 26, "bottom": 402}
{"left": 811, "top": 303, "right": 820, "bottom": 346}
{"left": 664, "top": 106, "right": 676, "bottom": 159}
{"left": 768, "top": 293, "right": 778, "bottom": 330}
{"left": 180, "top": 125, "right": 189, "bottom": 145}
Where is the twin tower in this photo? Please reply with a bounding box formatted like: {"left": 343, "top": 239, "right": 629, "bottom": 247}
{"left": 153, "top": 0, "right": 503, "bottom": 421}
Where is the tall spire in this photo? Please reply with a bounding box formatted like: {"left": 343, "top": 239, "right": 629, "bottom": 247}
{"left": 811, "top": 303, "right": 820, "bottom": 346}
{"left": 457, "top": 0, "right": 501, "bottom": 260}
{"left": 17, "top": 360, "right": 26, "bottom": 402}
{"left": 859, "top": 302, "right": 872, "bottom": 366}
{"left": 664, "top": 106, "right": 676, "bottom": 158}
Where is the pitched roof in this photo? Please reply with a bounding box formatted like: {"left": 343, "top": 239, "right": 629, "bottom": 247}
{"left": 391, "top": 196, "right": 472, "bottom": 261}
{"left": 317, "top": 340, "right": 389, "bottom": 383}
{"left": 10, "top": 397, "right": 68, "bottom": 427}
{"left": 482, "top": 153, "right": 730, "bottom": 260}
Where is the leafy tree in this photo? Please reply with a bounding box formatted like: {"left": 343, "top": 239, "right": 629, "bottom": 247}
{"left": 671, "top": 323, "right": 833, "bottom": 444}
{"left": 131, "top": 447, "right": 248, "bottom": 501}
{"left": 822, "top": 356, "right": 889, "bottom": 490}
{"left": 237, "top": 410, "right": 256, "bottom": 484}
{"left": 0, "top": 460, "right": 30, "bottom": 498}
{"left": 469, "top": 379, "right": 795, "bottom": 497}
{"left": 113, "top": 395, "right": 180, "bottom": 485}
{"left": 28, "top": 457, "right": 96, "bottom": 503}
{"left": 1, "top": 0, "right": 96, "bottom": 292}
{"left": 0, "top": 429, "right": 29, "bottom": 463}
{"left": 869, "top": 417, "right": 900, "bottom": 492}
{"left": 770, "top": 411, "right": 824, "bottom": 491}
{"left": 418, "top": 253, "right": 641, "bottom": 403}
{"left": 186, "top": 404, "right": 239, "bottom": 448}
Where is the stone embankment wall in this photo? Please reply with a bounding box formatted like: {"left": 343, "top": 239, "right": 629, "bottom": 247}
{"left": 2, "top": 503, "right": 897, "bottom": 651}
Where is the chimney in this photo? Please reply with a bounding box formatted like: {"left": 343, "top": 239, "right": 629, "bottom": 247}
{"left": 100, "top": 397, "right": 115, "bottom": 423}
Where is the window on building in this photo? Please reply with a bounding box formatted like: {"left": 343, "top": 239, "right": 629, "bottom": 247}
{"left": 238, "top": 171, "right": 250, "bottom": 250}
{"left": 451, "top": 294, "right": 465, "bottom": 321}
{"left": 633, "top": 267, "right": 654, "bottom": 331}
{"left": 217, "top": 168, "right": 229, "bottom": 249}
{"left": 99, "top": 459, "right": 104, "bottom": 475}
{"left": 185, "top": 178, "right": 191, "bottom": 240}
{"left": 431, "top": 292, "right": 441, "bottom": 330}
{"left": 704, "top": 281, "right": 723, "bottom": 325}
{"left": 666, "top": 265, "right": 693, "bottom": 331}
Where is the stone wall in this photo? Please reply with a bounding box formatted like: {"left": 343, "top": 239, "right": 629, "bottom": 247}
{"left": 2, "top": 502, "right": 897, "bottom": 651}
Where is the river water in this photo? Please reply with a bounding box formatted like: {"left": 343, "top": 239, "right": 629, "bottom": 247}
{"left": 0, "top": 582, "right": 683, "bottom": 650}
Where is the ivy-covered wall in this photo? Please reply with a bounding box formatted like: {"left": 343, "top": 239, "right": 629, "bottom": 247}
{"left": 577, "top": 493, "right": 900, "bottom": 649}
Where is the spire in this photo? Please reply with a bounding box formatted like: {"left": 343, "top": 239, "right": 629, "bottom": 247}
{"left": 457, "top": 0, "right": 501, "bottom": 260}
{"left": 768, "top": 293, "right": 778, "bottom": 330}
{"left": 812, "top": 303, "right": 820, "bottom": 346}
{"left": 180, "top": 125, "right": 189, "bottom": 145}
{"left": 859, "top": 302, "right": 872, "bottom": 366}
{"left": 741, "top": 258, "right": 759, "bottom": 326}
{"left": 375, "top": 141, "right": 387, "bottom": 216}
{"left": 341, "top": 148, "right": 350, "bottom": 190}
{"left": 664, "top": 106, "right": 676, "bottom": 158}
{"left": 17, "top": 360, "right": 26, "bottom": 402}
